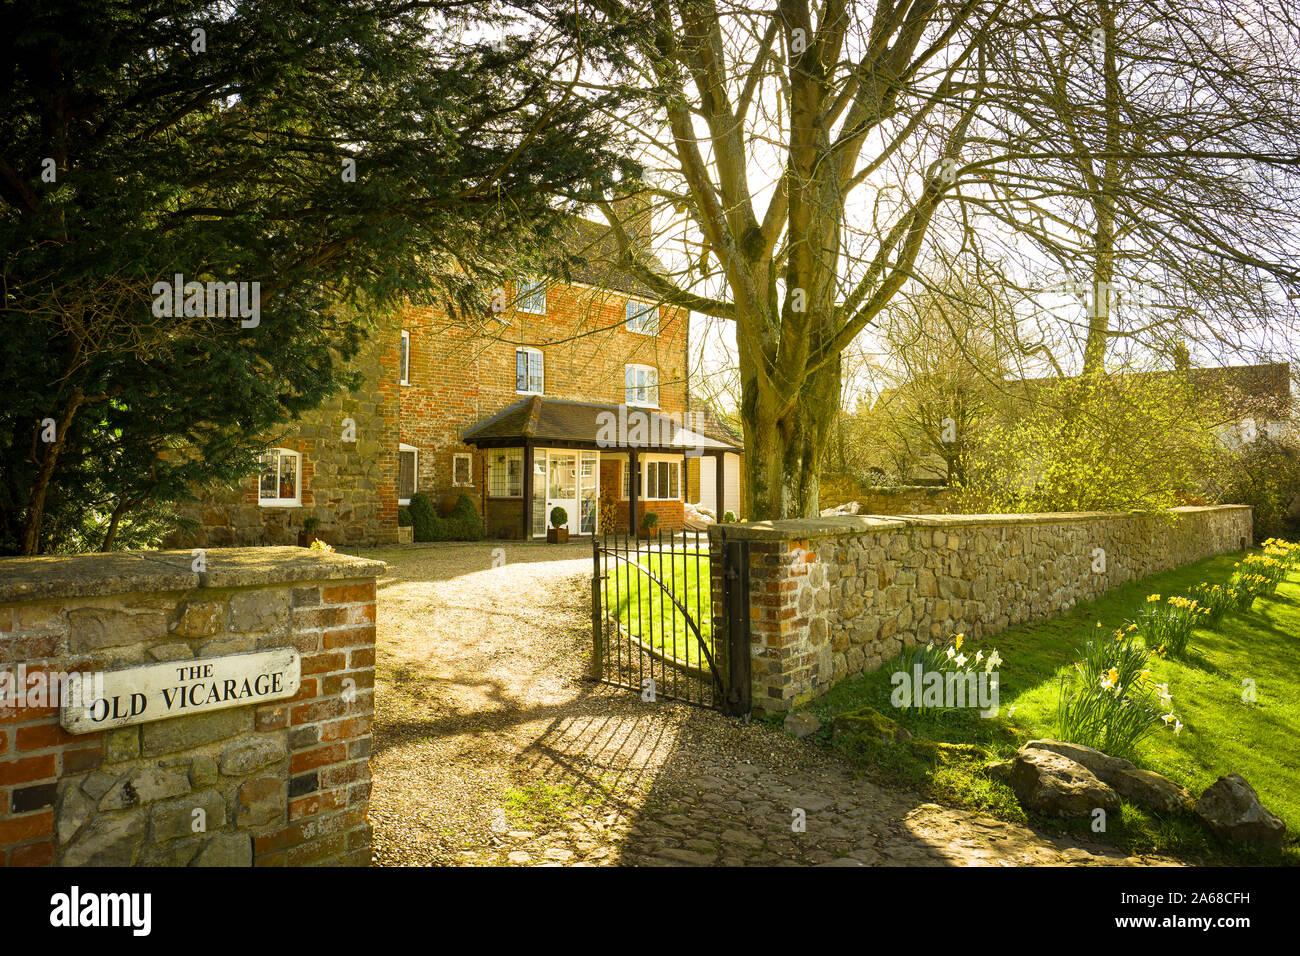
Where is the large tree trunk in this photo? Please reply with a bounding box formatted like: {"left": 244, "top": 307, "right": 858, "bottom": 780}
{"left": 741, "top": 344, "right": 840, "bottom": 521}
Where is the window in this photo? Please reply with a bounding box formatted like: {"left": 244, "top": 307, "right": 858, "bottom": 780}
{"left": 622, "top": 458, "right": 679, "bottom": 500}
{"left": 516, "top": 347, "right": 544, "bottom": 394}
{"left": 258, "top": 448, "right": 301, "bottom": 507}
{"left": 453, "top": 453, "right": 472, "bottom": 487}
{"left": 398, "top": 444, "right": 418, "bottom": 504}
{"left": 517, "top": 278, "right": 546, "bottom": 315}
{"left": 644, "top": 460, "right": 680, "bottom": 500}
{"left": 489, "top": 448, "right": 524, "bottom": 497}
{"left": 625, "top": 299, "right": 659, "bottom": 334}
{"left": 625, "top": 365, "right": 658, "bottom": 407}
{"left": 400, "top": 330, "right": 410, "bottom": 385}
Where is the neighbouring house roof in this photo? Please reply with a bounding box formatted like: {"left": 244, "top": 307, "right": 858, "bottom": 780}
{"left": 461, "top": 396, "right": 742, "bottom": 452}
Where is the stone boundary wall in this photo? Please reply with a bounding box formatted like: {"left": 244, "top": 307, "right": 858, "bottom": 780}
{"left": 709, "top": 506, "right": 1252, "bottom": 714}
{"left": 0, "top": 547, "right": 384, "bottom": 866}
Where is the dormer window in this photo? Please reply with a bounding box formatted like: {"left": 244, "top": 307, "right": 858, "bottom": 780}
{"left": 516, "top": 347, "right": 544, "bottom": 394}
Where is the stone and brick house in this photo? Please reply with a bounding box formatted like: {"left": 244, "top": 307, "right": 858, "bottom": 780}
{"left": 169, "top": 215, "right": 745, "bottom": 547}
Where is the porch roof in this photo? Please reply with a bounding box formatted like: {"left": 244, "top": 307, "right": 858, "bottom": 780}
{"left": 461, "top": 396, "right": 743, "bottom": 452}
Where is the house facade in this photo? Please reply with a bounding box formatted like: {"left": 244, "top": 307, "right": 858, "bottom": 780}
{"left": 168, "top": 217, "right": 745, "bottom": 548}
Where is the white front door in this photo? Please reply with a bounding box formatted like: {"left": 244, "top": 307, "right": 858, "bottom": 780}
{"left": 546, "top": 452, "right": 579, "bottom": 535}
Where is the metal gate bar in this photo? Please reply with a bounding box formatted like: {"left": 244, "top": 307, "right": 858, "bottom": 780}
{"left": 591, "top": 528, "right": 722, "bottom": 708}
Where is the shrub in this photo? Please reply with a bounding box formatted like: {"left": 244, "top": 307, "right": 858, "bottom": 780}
{"left": 302, "top": 516, "right": 322, "bottom": 536}
{"left": 1135, "top": 593, "right": 1205, "bottom": 658}
{"left": 408, "top": 493, "right": 438, "bottom": 542}
{"left": 1210, "top": 436, "right": 1300, "bottom": 542}
{"left": 397, "top": 507, "right": 413, "bottom": 528}
{"left": 408, "top": 492, "right": 483, "bottom": 542}
{"left": 722, "top": 510, "right": 736, "bottom": 523}
{"left": 1055, "top": 628, "right": 1174, "bottom": 759}
{"left": 550, "top": 506, "right": 567, "bottom": 529}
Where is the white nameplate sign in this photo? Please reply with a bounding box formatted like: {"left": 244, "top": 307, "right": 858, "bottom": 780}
{"left": 60, "top": 648, "right": 301, "bottom": 734}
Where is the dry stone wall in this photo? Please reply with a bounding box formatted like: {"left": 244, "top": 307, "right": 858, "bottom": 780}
{"left": 710, "top": 506, "right": 1252, "bottom": 713}
{"left": 0, "top": 547, "right": 383, "bottom": 866}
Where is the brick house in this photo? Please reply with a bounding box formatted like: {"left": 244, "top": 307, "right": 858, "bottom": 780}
{"left": 169, "top": 214, "right": 745, "bottom": 547}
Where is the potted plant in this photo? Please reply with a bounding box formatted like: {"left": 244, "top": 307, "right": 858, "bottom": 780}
{"left": 639, "top": 510, "right": 659, "bottom": 539}
{"left": 547, "top": 506, "right": 569, "bottom": 543}
{"left": 298, "top": 516, "right": 323, "bottom": 548}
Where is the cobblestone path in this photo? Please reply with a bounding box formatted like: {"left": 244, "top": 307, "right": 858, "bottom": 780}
{"left": 362, "top": 542, "right": 1176, "bottom": 867}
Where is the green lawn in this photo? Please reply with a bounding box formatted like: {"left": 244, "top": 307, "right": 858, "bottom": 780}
{"left": 806, "top": 547, "right": 1300, "bottom": 864}
{"left": 604, "top": 550, "right": 714, "bottom": 669}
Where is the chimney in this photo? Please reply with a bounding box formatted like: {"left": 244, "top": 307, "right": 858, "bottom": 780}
{"left": 611, "top": 193, "right": 652, "bottom": 249}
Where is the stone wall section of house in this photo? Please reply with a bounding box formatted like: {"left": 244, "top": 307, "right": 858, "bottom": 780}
{"left": 169, "top": 312, "right": 402, "bottom": 548}
{"left": 0, "top": 547, "right": 383, "bottom": 866}
{"left": 400, "top": 281, "right": 690, "bottom": 522}
{"left": 709, "top": 506, "right": 1253, "bottom": 713}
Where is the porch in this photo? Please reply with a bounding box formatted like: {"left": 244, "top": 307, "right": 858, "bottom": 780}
{"left": 462, "top": 396, "right": 742, "bottom": 540}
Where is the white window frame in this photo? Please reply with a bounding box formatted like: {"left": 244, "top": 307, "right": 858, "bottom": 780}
{"left": 452, "top": 452, "right": 473, "bottom": 487}
{"left": 625, "top": 298, "right": 659, "bottom": 335}
{"left": 517, "top": 278, "right": 546, "bottom": 315}
{"left": 643, "top": 459, "right": 680, "bottom": 501}
{"left": 258, "top": 448, "right": 302, "bottom": 508}
{"left": 400, "top": 330, "right": 410, "bottom": 386}
{"left": 625, "top": 364, "right": 659, "bottom": 408}
{"left": 398, "top": 443, "right": 419, "bottom": 505}
{"left": 516, "top": 346, "right": 544, "bottom": 395}
{"left": 622, "top": 455, "right": 680, "bottom": 500}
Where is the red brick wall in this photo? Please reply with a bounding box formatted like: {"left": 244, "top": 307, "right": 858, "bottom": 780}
{"left": 0, "top": 550, "right": 381, "bottom": 867}
{"left": 399, "top": 280, "right": 690, "bottom": 517}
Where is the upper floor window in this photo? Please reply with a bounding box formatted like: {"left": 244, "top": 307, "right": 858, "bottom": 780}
{"left": 625, "top": 364, "right": 658, "bottom": 407}
{"left": 517, "top": 347, "right": 544, "bottom": 394}
{"left": 489, "top": 448, "right": 524, "bottom": 498}
{"left": 400, "top": 330, "right": 410, "bottom": 385}
{"left": 259, "top": 448, "right": 301, "bottom": 507}
{"left": 398, "top": 443, "right": 418, "bottom": 504}
{"left": 626, "top": 299, "right": 659, "bottom": 334}
{"left": 517, "top": 278, "right": 546, "bottom": 315}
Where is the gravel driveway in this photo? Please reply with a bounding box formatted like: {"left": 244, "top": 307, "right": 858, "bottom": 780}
{"left": 353, "top": 541, "right": 1176, "bottom": 867}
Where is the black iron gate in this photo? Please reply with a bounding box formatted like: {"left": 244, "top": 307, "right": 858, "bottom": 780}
{"left": 591, "top": 529, "right": 750, "bottom": 714}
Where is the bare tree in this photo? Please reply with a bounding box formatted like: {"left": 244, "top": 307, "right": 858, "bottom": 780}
{"left": 538, "top": 0, "right": 1300, "bottom": 519}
